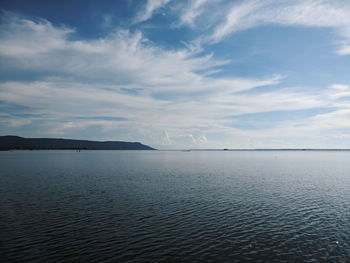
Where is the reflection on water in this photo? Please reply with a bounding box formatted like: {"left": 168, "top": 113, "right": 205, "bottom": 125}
{"left": 1, "top": 150, "right": 349, "bottom": 262}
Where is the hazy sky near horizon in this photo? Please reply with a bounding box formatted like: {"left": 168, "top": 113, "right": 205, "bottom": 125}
{"left": 0, "top": 0, "right": 350, "bottom": 149}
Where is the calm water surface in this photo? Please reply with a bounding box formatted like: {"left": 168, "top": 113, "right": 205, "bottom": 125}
{"left": 1, "top": 150, "right": 349, "bottom": 262}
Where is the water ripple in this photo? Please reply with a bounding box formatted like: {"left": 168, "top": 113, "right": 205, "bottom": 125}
{"left": 1, "top": 150, "right": 349, "bottom": 262}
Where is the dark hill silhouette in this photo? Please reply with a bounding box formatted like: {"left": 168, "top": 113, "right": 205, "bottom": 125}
{"left": 0, "top": 136, "right": 155, "bottom": 150}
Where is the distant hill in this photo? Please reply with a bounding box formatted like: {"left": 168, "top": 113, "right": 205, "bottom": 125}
{"left": 0, "top": 136, "right": 155, "bottom": 150}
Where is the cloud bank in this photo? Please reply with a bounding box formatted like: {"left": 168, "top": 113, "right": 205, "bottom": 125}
{"left": 1, "top": 2, "right": 350, "bottom": 148}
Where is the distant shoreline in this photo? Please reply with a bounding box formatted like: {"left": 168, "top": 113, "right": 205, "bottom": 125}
{"left": 0, "top": 135, "right": 156, "bottom": 150}
{"left": 2, "top": 149, "right": 349, "bottom": 152}
{"left": 183, "top": 149, "right": 350, "bottom": 151}
{"left": 173, "top": 149, "right": 350, "bottom": 151}
{"left": 0, "top": 149, "right": 156, "bottom": 151}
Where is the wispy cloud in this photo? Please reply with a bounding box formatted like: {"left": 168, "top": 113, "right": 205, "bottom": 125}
{"left": 134, "top": 0, "right": 172, "bottom": 23}
{"left": 0, "top": 13, "right": 287, "bottom": 147}
{"left": 208, "top": 0, "right": 350, "bottom": 54}
{"left": 179, "top": 0, "right": 212, "bottom": 26}
{"left": 1, "top": 7, "right": 349, "bottom": 148}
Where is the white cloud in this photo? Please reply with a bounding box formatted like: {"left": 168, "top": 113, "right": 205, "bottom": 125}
{"left": 0, "top": 13, "right": 72, "bottom": 57}
{"left": 179, "top": 0, "right": 212, "bottom": 26}
{"left": 0, "top": 13, "right": 287, "bottom": 147}
{"left": 329, "top": 84, "right": 350, "bottom": 98}
{"left": 0, "top": 118, "right": 31, "bottom": 127}
{"left": 134, "top": 0, "right": 172, "bottom": 23}
{"left": 1, "top": 12, "right": 349, "bottom": 148}
{"left": 2, "top": 78, "right": 345, "bottom": 148}
{"left": 206, "top": 0, "right": 350, "bottom": 55}
{"left": 312, "top": 108, "right": 350, "bottom": 129}
{"left": 0, "top": 13, "right": 281, "bottom": 97}
{"left": 330, "top": 84, "right": 349, "bottom": 91}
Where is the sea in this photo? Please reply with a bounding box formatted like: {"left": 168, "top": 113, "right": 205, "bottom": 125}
{"left": 1, "top": 150, "right": 349, "bottom": 262}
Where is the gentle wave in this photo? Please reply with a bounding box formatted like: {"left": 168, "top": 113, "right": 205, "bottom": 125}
{"left": 1, "top": 150, "right": 349, "bottom": 262}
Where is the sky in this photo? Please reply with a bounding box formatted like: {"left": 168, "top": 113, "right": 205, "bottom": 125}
{"left": 0, "top": 0, "right": 350, "bottom": 149}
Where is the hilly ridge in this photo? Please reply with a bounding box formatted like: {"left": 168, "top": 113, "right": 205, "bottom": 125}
{"left": 0, "top": 136, "right": 155, "bottom": 150}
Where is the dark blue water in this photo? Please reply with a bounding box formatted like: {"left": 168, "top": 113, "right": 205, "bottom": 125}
{"left": 1, "top": 150, "right": 349, "bottom": 262}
